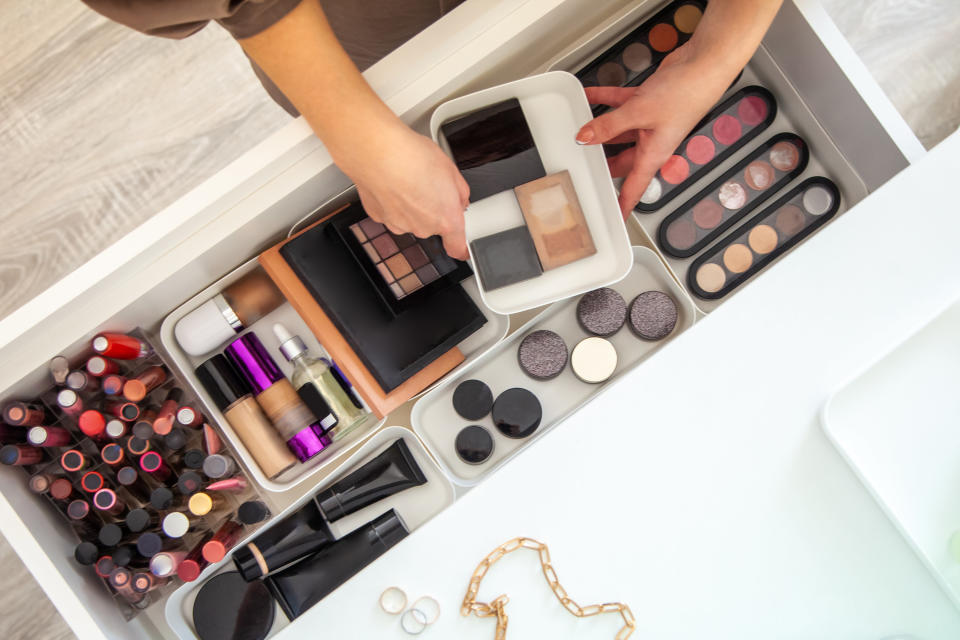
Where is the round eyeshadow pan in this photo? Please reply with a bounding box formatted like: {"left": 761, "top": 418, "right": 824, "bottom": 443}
{"left": 802, "top": 185, "right": 834, "bottom": 215}
{"left": 665, "top": 218, "right": 697, "bottom": 250}
{"left": 692, "top": 200, "right": 723, "bottom": 230}
{"left": 696, "top": 263, "right": 726, "bottom": 293}
{"left": 517, "top": 330, "right": 569, "bottom": 380}
{"left": 660, "top": 155, "right": 690, "bottom": 185}
{"left": 775, "top": 204, "right": 807, "bottom": 236}
{"left": 570, "top": 337, "right": 618, "bottom": 384}
{"left": 685, "top": 135, "right": 716, "bottom": 165}
{"left": 748, "top": 225, "right": 779, "bottom": 254}
{"left": 628, "top": 292, "right": 678, "bottom": 341}
{"left": 455, "top": 426, "right": 494, "bottom": 465}
{"left": 769, "top": 141, "right": 800, "bottom": 171}
{"left": 576, "top": 288, "right": 627, "bottom": 336}
{"left": 673, "top": 4, "right": 703, "bottom": 33}
{"left": 622, "top": 43, "right": 652, "bottom": 72}
{"left": 492, "top": 388, "right": 542, "bottom": 439}
{"left": 744, "top": 161, "right": 775, "bottom": 190}
{"left": 712, "top": 115, "right": 743, "bottom": 146}
{"left": 452, "top": 379, "right": 494, "bottom": 420}
{"left": 718, "top": 182, "right": 747, "bottom": 210}
{"left": 640, "top": 177, "right": 663, "bottom": 204}
{"left": 648, "top": 23, "right": 678, "bottom": 52}
{"left": 723, "top": 244, "right": 753, "bottom": 273}
{"left": 597, "top": 61, "right": 627, "bottom": 86}
{"left": 737, "top": 95, "right": 769, "bottom": 126}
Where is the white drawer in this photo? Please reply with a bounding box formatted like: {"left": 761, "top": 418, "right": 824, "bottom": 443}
{"left": 0, "top": 1, "right": 923, "bottom": 638}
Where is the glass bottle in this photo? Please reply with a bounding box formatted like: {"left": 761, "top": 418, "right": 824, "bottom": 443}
{"left": 273, "top": 324, "right": 368, "bottom": 442}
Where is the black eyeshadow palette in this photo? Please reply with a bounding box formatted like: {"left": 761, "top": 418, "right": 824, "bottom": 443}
{"left": 635, "top": 86, "right": 777, "bottom": 213}
{"left": 331, "top": 206, "right": 472, "bottom": 316}
{"left": 688, "top": 177, "right": 840, "bottom": 300}
{"left": 657, "top": 132, "right": 809, "bottom": 258}
{"left": 440, "top": 98, "right": 547, "bottom": 202}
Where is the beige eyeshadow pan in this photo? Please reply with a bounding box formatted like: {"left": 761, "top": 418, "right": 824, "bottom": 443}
{"left": 385, "top": 253, "right": 413, "bottom": 279}
{"left": 514, "top": 170, "right": 596, "bottom": 271}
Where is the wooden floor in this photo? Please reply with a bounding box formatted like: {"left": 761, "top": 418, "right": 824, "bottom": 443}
{"left": 0, "top": 1, "right": 958, "bottom": 638}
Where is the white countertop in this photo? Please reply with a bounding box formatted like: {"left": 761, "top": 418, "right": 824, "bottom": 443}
{"left": 276, "top": 129, "right": 960, "bottom": 639}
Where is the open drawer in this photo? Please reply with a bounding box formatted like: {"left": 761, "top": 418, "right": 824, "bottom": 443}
{"left": 0, "top": 1, "right": 923, "bottom": 638}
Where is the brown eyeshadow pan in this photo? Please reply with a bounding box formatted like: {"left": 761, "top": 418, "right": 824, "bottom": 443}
{"left": 385, "top": 253, "right": 413, "bottom": 279}
{"left": 371, "top": 234, "right": 399, "bottom": 258}
{"left": 775, "top": 204, "right": 806, "bottom": 235}
{"left": 403, "top": 245, "right": 430, "bottom": 269}
{"left": 398, "top": 273, "right": 422, "bottom": 294}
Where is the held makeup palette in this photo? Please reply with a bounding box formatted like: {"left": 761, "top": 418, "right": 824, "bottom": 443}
{"left": 687, "top": 177, "right": 840, "bottom": 300}
{"left": 412, "top": 247, "right": 696, "bottom": 486}
{"left": 635, "top": 86, "right": 779, "bottom": 212}
{"left": 657, "top": 132, "right": 810, "bottom": 258}
{"left": 164, "top": 427, "right": 454, "bottom": 640}
{"left": 431, "top": 71, "right": 632, "bottom": 314}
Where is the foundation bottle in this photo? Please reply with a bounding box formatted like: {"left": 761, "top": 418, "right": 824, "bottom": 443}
{"left": 194, "top": 355, "right": 296, "bottom": 479}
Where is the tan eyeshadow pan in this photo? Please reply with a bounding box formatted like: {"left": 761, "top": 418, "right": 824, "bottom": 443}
{"left": 514, "top": 170, "right": 596, "bottom": 271}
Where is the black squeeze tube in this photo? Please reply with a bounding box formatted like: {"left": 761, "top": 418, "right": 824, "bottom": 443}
{"left": 233, "top": 499, "right": 335, "bottom": 582}
{"left": 314, "top": 438, "right": 426, "bottom": 522}
{"left": 266, "top": 509, "right": 408, "bottom": 620}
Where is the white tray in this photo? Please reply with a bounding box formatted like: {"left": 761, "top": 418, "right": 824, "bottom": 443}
{"left": 160, "top": 257, "right": 508, "bottom": 493}
{"left": 430, "top": 70, "right": 633, "bottom": 315}
{"left": 164, "top": 426, "right": 455, "bottom": 640}
{"left": 412, "top": 246, "right": 696, "bottom": 486}
{"left": 822, "top": 297, "right": 960, "bottom": 613}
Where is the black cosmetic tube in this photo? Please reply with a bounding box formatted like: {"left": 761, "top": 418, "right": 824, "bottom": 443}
{"left": 266, "top": 509, "right": 408, "bottom": 620}
{"left": 314, "top": 439, "right": 426, "bottom": 522}
{"left": 233, "top": 498, "right": 334, "bottom": 582}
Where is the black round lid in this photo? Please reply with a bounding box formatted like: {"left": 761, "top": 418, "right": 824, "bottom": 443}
{"left": 452, "top": 379, "right": 493, "bottom": 421}
{"left": 165, "top": 428, "right": 187, "bottom": 451}
{"left": 96, "top": 556, "right": 116, "bottom": 577}
{"left": 112, "top": 545, "right": 134, "bottom": 567}
{"left": 126, "top": 508, "right": 152, "bottom": 533}
{"left": 236, "top": 500, "right": 270, "bottom": 526}
{"left": 178, "top": 471, "right": 203, "bottom": 496}
{"left": 67, "top": 500, "right": 89, "bottom": 519}
{"left": 0, "top": 445, "right": 22, "bottom": 465}
{"left": 99, "top": 523, "right": 124, "bottom": 547}
{"left": 195, "top": 355, "right": 251, "bottom": 412}
{"left": 74, "top": 542, "right": 99, "bottom": 565}
{"left": 132, "top": 420, "right": 155, "bottom": 440}
{"left": 150, "top": 486, "right": 174, "bottom": 510}
{"left": 121, "top": 404, "right": 140, "bottom": 421}
{"left": 102, "top": 444, "right": 123, "bottom": 464}
{"left": 492, "top": 388, "right": 542, "bottom": 439}
{"left": 455, "top": 425, "right": 494, "bottom": 465}
{"left": 116, "top": 466, "right": 139, "bottom": 486}
{"left": 136, "top": 532, "right": 163, "bottom": 557}
{"left": 193, "top": 571, "right": 275, "bottom": 640}
{"left": 127, "top": 436, "right": 150, "bottom": 455}
{"left": 183, "top": 449, "right": 206, "bottom": 470}
{"left": 82, "top": 472, "right": 104, "bottom": 493}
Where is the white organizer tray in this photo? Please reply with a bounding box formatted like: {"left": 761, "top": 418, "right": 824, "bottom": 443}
{"left": 822, "top": 297, "right": 960, "bottom": 612}
{"left": 164, "top": 426, "right": 455, "bottom": 640}
{"left": 430, "top": 70, "right": 633, "bottom": 315}
{"left": 160, "top": 258, "right": 508, "bottom": 493}
{"left": 412, "top": 246, "right": 695, "bottom": 486}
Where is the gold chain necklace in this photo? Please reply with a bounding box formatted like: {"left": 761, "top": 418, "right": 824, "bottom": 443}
{"left": 460, "top": 537, "right": 636, "bottom": 639}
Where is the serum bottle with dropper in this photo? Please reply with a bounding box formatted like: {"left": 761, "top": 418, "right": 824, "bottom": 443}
{"left": 273, "top": 324, "right": 369, "bottom": 442}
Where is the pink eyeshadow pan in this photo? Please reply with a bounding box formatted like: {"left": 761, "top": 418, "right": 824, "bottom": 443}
{"left": 737, "top": 95, "right": 768, "bottom": 126}
{"left": 371, "top": 234, "right": 399, "bottom": 258}
{"left": 712, "top": 114, "right": 742, "bottom": 146}
{"left": 359, "top": 218, "right": 386, "bottom": 238}
{"left": 350, "top": 224, "right": 366, "bottom": 242}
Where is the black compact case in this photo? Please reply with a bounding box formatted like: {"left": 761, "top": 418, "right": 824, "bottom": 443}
{"left": 280, "top": 202, "right": 487, "bottom": 392}
{"left": 441, "top": 97, "right": 547, "bottom": 202}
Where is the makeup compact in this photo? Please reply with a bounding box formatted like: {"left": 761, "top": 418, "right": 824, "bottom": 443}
{"left": 452, "top": 380, "right": 493, "bottom": 421}
{"left": 431, "top": 71, "right": 632, "bottom": 314}
{"left": 455, "top": 425, "right": 495, "bottom": 465}
{"left": 517, "top": 330, "right": 568, "bottom": 380}
{"left": 688, "top": 177, "right": 841, "bottom": 300}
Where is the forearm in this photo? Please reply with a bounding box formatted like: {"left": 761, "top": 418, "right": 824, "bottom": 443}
{"left": 237, "top": 0, "right": 402, "bottom": 177}
{"left": 685, "top": 0, "right": 784, "bottom": 81}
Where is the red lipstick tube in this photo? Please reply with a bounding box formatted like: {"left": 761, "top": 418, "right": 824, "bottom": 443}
{"left": 92, "top": 333, "right": 152, "bottom": 360}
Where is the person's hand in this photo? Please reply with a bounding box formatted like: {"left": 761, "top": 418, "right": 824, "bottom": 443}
{"left": 340, "top": 123, "right": 470, "bottom": 260}
{"left": 575, "top": 45, "right": 736, "bottom": 216}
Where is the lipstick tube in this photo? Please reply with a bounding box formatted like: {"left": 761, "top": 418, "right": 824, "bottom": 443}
{"left": 201, "top": 453, "right": 236, "bottom": 479}
{"left": 94, "top": 488, "right": 126, "bottom": 517}
{"left": 74, "top": 541, "right": 100, "bottom": 566}
{"left": 163, "top": 428, "right": 188, "bottom": 451}
{"left": 225, "top": 333, "right": 331, "bottom": 463}
{"left": 61, "top": 449, "right": 91, "bottom": 473}
{"left": 96, "top": 555, "right": 117, "bottom": 579}
{"left": 132, "top": 410, "right": 158, "bottom": 440}
{"left": 136, "top": 532, "right": 178, "bottom": 558}
{"left": 110, "top": 567, "right": 149, "bottom": 608}
{"left": 123, "top": 366, "right": 166, "bottom": 402}
{"left": 79, "top": 410, "right": 108, "bottom": 441}
{"left": 81, "top": 470, "right": 105, "bottom": 494}
{"left": 28, "top": 473, "right": 54, "bottom": 494}
{"left": 105, "top": 418, "right": 127, "bottom": 439}
{"left": 86, "top": 356, "right": 119, "bottom": 377}
{"left": 131, "top": 571, "right": 167, "bottom": 596}
{"left": 202, "top": 519, "right": 243, "bottom": 563}
{"left": 125, "top": 508, "right": 158, "bottom": 534}
{"left": 126, "top": 436, "right": 152, "bottom": 457}
{"left": 103, "top": 399, "right": 139, "bottom": 422}
{"left": 175, "top": 405, "right": 204, "bottom": 428}
{"left": 92, "top": 333, "right": 152, "bottom": 360}
{"left": 101, "top": 443, "right": 125, "bottom": 467}
{"left": 206, "top": 476, "right": 247, "bottom": 493}
{"left": 202, "top": 423, "right": 222, "bottom": 455}
{"left": 116, "top": 466, "right": 151, "bottom": 503}
{"left": 27, "top": 426, "right": 73, "bottom": 448}
{"left": 139, "top": 451, "right": 172, "bottom": 483}
{"left": 66, "top": 370, "right": 99, "bottom": 393}
{"left": 177, "top": 471, "right": 205, "bottom": 496}
{"left": 67, "top": 500, "right": 101, "bottom": 538}
{"left": 2, "top": 401, "right": 47, "bottom": 427}
{"left": 153, "top": 388, "right": 182, "bottom": 435}
{"left": 150, "top": 551, "right": 187, "bottom": 578}
{"left": 102, "top": 374, "right": 127, "bottom": 396}
{"left": 177, "top": 532, "right": 214, "bottom": 582}
{"left": 0, "top": 444, "right": 44, "bottom": 466}
{"left": 187, "top": 491, "right": 224, "bottom": 518}
{"left": 162, "top": 512, "right": 195, "bottom": 539}
{"left": 50, "top": 477, "right": 75, "bottom": 502}
{"left": 149, "top": 486, "right": 184, "bottom": 511}
{"left": 56, "top": 389, "right": 83, "bottom": 417}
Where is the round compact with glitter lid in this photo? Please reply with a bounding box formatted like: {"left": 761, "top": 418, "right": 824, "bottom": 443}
{"left": 517, "top": 330, "right": 568, "bottom": 380}
{"left": 576, "top": 288, "right": 627, "bottom": 337}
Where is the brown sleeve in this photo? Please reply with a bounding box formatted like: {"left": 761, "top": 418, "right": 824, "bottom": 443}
{"left": 81, "top": 0, "right": 303, "bottom": 40}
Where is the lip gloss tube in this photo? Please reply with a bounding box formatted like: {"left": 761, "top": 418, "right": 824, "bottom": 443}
{"left": 132, "top": 571, "right": 167, "bottom": 596}
{"left": 57, "top": 389, "right": 83, "bottom": 417}
{"left": 225, "top": 333, "right": 331, "bottom": 463}
{"left": 116, "top": 466, "right": 151, "bottom": 503}
{"left": 202, "top": 519, "right": 243, "bottom": 563}
{"left": 92, "top": 333, "right": 152, "bottom": 360}
{"left": 81, "top": 470, "right": 105, "bottom": 493}
{"left": 28, "top": 473, "right": 54, "bottom": 494}
{"left": 105, "top": 418, "right": 127, "bottom": 439}
{"left": 205, "top": 476, "right": 247, "bottom": 493}
{"left": 86, "top": 356, "right": 119, "bottom": 377}
{"left": 175, "top": 405, "right": 204, "bottom": 428}
{"left": 3, "top": 401, "right": 47, "bottom": 427}
{"left": 79, "top": 410, "right": 108, "bottom": 441}
{"left": 0, "top": 444, "right": 44, "bottom": 466}
{"left": 150, "top": 551, "right": 187, "bottom": 578}
{"left": 61, "top": 449, "right": 91, "bottom": 473}
{"left": 50, "top": 477, "right": 75, "bottom": 501}
{"left": 201, "top": 454, "right": 236, "bottom": 479}
{"left": 66, "top": 370, "right": 99, "bottom": 393}
{"left": 123, "top": 366, "right": 166, "bottom": 402}
{"left": 153, "top": 389, "right": 182, "bottom": 435}
{"left": 102, "top": 374, "right": 127, "bottom": 396}
{"left": 94, "top": 488, "right": 126, "bottom": 517}
{"left": 27, "top": 426, "right": 73, "bottom": 447}
{"left": 140, "top": 451, "right": 172, "bottom": 483}
{"left": 110, "top": 567, "right": 150, "bottom": 608}
{"left": 50, "top": 356, "right": 72, "bottom": 386}
{"left": 103, "top": 399, "right": 139, "bottom": 422}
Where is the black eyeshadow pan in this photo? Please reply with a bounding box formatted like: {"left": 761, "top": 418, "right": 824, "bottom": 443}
{"left": 470, "top": 226, "right": 543, "bottom": 291}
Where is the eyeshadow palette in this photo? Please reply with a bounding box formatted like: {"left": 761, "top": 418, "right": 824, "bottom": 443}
{"left": 688, "top": 177, "right": 840, "bottom": 299}
{"left": 576, "top": 0, "right": 705, "bottom": 94}
{"left": 658, "top": 132, "right": 809, "bottom": 258}
{"left": 441, "top": 97, "right": 547, "bottom": 203}
{"left": 636, "top": 86, "right": 778, "bottom": 212}
{"left": 514, "top": 171, "right": 596, "bottom": 271}
{"left": 332, "top": 207, "right": 472, "bottom": 315}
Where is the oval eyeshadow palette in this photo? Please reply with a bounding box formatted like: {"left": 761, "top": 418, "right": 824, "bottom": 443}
{"left": 576, "top": 0, "right": 706, "bottom": 93}
{"left": 687, "top": 177, "right": 841, "bottom": 300}
{"left": 657, "top": 132, "right": 809, "bottom": 258}
{"left": 635, "top": 85, "right": 778, "bottom": 213}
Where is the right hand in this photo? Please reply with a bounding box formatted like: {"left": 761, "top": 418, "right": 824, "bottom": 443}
{"left": 341, "top": 123, "right": 471, "bottom": 260}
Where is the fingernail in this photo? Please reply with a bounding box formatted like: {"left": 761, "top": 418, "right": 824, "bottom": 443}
{"left": 575, "top": 129, "right": 594, "bottom": 145}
